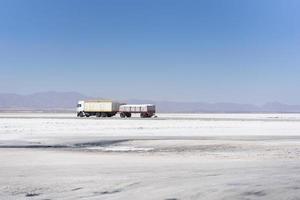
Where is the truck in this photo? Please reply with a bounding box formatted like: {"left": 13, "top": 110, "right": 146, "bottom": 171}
{"left": 76, "top": 100, "right": 156, "bottom": 118}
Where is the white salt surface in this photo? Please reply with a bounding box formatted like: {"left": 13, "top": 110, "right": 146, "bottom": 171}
{"left": 1, "top": 113, "right": 300, "bottom": 146}
{"left": 1, "top": 113, "right": 300, "bottom": 199}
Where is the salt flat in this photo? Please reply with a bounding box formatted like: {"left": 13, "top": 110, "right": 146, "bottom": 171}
{"left": 1, "top": 113, "right": 300, "bottom": 200}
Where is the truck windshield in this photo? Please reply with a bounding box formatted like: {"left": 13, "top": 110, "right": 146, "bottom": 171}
{"left": 77, "top": 104, "right": 81, "bottom": 107}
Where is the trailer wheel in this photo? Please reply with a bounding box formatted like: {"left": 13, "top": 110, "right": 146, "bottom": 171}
{"left": 85, "top": 113, "right": 90, "bottom": 117}
{"left": 101, "top": 112, "right": 108, "bottom": 118}
{"left": 120, "top": 112, "right": 126, "bottom": 118}
{"left": 141, "top": 113, "right": 152, "bottom": 118}
{"left": 125, "top": 113, "right": 131, "bottom": 118}
{"left": 96, "top": 113, "right": 101, "bottom": 117}
{"left": 107, "top": 112, "right": 116, "bottom": 117}
{"left": 147, "top": 113, "right": 153, "bottom": 118}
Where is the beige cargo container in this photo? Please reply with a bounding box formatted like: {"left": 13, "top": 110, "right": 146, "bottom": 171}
{"left": 77, "top": 100, "right": 123, "bottom": 117}
{"left": 84, "top": 100, "right": 120, "bottom": 112}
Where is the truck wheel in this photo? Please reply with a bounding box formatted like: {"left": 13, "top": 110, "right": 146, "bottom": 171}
{"left": 140, "top": 113, "right": 145, "bottom": 118}
{"left": 120, "top": 112, "right": 126, "bottom": 118}
{"left": 147, "top": 113, "right": 153, "bottom": 118}
{"left": 125, "top": 113, "right": 131, "bottom": 118}
{"left": 85, "top": 113, "right": 90, "bottom": 117}
{"left": 101, "top": 112, "right": 108, "bottom": 118}
{"left": 78, "top": 112, "right": 84, "bottom": 117}
{"left": 96, "top": 113, "right": 101, "bottom": 117}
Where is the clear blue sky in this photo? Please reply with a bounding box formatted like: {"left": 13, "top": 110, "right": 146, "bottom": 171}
{"left": 0, "top": 0, "right": 299, "bottom": 104}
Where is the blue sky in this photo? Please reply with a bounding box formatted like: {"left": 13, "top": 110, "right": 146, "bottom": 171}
{"left": 0, "top": 0, "right": 299, "bottom": 104}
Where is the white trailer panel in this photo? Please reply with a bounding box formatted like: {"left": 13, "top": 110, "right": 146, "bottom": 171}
{"left": 119, "top": 104, "right": 156, "bottom": 113}
{"left": 84, "top": 101, "right": 120, "bottom": 112}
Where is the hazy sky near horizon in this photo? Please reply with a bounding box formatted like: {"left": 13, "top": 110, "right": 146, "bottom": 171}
{"left": 0, "top": 0, "right": 300, "bottom": 104}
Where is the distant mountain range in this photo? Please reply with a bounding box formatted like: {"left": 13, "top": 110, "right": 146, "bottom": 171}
{"left": 0, "top": 92, "right": 87, "bottom": 111}
{"left": 0, "top": 91, "right": 300, "bottom": 113}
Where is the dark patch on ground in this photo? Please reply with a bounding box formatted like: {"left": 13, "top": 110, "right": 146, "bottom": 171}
{"left": 242, "top": 190, "right": 266, "bottom": 197}
{"left": 71, "top": 187, "right": 83, "bottom": 191}
{"left": 287, "top": 186, "right": 300, "bottom": 190}
{"left": 94, "top": 189, "right": 122, "bottom": 195}
{"left": 73, "top": 140, "right": 129, "bottom": 148}
{"left": 0, "top": 145, "right": 68, "bottom": 148}
{"left": 25, "top": 192, "right": 40, "bottom": 197}
{"left": 165, "top": 198, "right": 179, "bottom": 200}
{"left": 205, "top": 173, "right": 222, "bottom": 177}
{"left": 0, "top": 140, "right": 129, "bottom": 149}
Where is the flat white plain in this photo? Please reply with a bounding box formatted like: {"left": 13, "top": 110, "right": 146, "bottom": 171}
{"left": 1, "top": 113, "right": 300, "bottom": 200}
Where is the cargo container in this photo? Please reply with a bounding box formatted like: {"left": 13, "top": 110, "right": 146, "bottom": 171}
{"left": 77, "top": 100, "right": 123, "bottom": 117}
{"left": 119, "top": 104, "right": 155, "bottom": 118}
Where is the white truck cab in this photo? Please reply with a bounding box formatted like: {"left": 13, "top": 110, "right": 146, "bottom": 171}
{"left": 76, "top": 101, "right": 84, "bottom": 113}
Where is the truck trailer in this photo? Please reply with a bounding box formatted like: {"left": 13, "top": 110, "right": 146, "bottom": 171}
{"left": 77, "top": 100, "right": 156, "bottom": 118}
{"left": 119, "top": 104, "right": 155, "bottom": 118}
{"left": 77, "top": 100, "right": 123, "bottom": 118}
